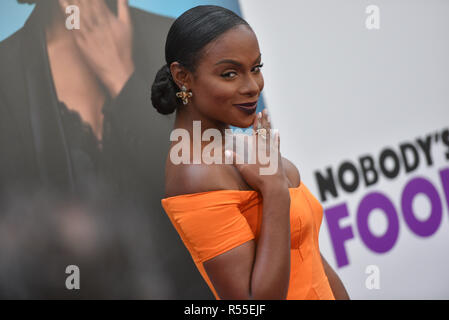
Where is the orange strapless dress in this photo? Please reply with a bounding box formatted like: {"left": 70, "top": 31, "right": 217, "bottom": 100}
{"left": 161, "top": 182, "right": 335, "bottom": 300}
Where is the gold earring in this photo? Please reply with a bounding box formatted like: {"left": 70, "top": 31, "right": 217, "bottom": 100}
{"left": 176, "top": 85, "right": 193, "bottom": 105}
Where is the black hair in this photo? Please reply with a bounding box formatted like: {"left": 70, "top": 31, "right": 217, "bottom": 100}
{"left": 151, "top": 5, "right": 251, "bottom": 115}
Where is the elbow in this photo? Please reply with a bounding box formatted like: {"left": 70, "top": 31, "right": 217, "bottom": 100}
{"left": 248, "top": 292, "right": 288, "bottom": 300}
{"left": 218, "top": 287, "right": 288, "bottom": 300}
{"left": 249, "top": 285, "right": 289, "bottom": 300}
{"left": 218, "top": 291, "right": 252, "bottom": 300}
{"left": 249, "top": 270, "right": 290, "bottom": 300}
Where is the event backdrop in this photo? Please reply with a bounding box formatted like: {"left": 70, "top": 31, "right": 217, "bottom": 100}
{"left": 1, "top": 0, "right": 448, "bottom": 299}
{"left": 240, "top": 0, "right": 449, "bottom": 299}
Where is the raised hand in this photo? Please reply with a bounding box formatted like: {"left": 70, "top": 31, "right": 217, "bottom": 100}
{"left": 226, "top": 109, "right": 288, "bottom": 195}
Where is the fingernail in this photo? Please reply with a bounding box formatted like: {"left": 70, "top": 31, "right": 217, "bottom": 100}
{"left": 225, "top": 150, "right": 232, "bottom": 159}
{"left": 258, "top": 112, "right": 262, "bottom": 119}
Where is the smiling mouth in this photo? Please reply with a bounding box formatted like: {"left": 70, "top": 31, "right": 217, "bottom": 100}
{"left": 233, "top": 102, "right": 258, "bottom": 115}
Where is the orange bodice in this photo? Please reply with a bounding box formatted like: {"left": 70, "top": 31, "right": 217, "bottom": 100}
{"left": 161, "top": 183, "right": 335, "bottom": 300}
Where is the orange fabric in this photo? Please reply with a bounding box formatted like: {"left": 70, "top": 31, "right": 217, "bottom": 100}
{"left": 161, "top": 183, "right": 335, "bottom": 300}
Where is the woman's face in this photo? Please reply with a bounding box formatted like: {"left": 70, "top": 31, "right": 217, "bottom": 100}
{"left": 189, "top": 24, "right": 264, "bottom": 129}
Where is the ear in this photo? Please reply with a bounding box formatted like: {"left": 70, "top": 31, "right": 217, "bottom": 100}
{"left": 169, "top": 62, "right": 193, "bottom": 91}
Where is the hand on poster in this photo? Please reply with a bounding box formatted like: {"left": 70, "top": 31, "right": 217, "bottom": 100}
{"left": 59, "top": 0, "right": 134, "bottom": 98}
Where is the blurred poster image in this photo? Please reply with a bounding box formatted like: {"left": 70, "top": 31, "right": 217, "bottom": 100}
{"left": 0, "top": 0, "right": 221, "bottom": 299}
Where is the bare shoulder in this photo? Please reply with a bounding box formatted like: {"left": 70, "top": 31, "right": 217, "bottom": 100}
{"left": 164, "top": 156, "right": 301, "bottom": 197}
{"left": 164, "top": 162, "right": 248, "bottom": 198}
{"left": 281, "top": 157, "right": 301, "bottom": 188}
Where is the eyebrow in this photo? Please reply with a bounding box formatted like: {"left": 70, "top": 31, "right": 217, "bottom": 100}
{"left": 214, "top": 53, "right": 262, "bottom": 67}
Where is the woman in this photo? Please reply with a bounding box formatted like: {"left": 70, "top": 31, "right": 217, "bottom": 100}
{"left": 153, "top": 5, "right": 350, "bottom": 300}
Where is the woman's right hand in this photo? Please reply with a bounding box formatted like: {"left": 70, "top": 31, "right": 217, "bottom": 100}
{"left": 225, "top": 110, "right": 289, "bottom": 195}
{"left": 210, "top": 110, "right": 292, "bottom": 300}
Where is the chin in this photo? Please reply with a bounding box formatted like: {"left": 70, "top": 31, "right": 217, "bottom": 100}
{"left": 231, "top": 118, "right": 255, "bottom": 129}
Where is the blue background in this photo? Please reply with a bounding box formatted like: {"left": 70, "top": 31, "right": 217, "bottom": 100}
{"left": 0, "top": 0, "right": 243, "bottom": 41}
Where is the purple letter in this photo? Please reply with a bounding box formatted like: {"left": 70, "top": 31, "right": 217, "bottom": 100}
{"left": 401, "top": 177, "right": 442, "bottom": 237}
{"left": 357, "top": 192, "right": 399, "bottom": 253}
{"left": 439, "top": 168, "right": 449, "bottom": 214}
{"left": 324, "top": 203, "right": 354, "bottom": 268}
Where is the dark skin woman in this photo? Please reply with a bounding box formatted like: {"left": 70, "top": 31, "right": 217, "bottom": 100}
{"left": 157, "top": 8, "right": 350, "bottom": 300}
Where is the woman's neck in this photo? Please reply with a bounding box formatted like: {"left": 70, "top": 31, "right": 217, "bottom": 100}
{"left": 44, "top": 1, "right": 72, "bottom": 44}
{"left": 174, "top": 105, "right": 230, "bottom": 145}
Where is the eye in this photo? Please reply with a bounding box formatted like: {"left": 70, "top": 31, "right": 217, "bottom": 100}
{"left": 221, "top": 71, "right": 237, "bottom": 79}
{"left": 220, "top": 63, "right": 264, "bottom": 79}
{"left": 252, "top": 63, "right": 264, "bottom": 73}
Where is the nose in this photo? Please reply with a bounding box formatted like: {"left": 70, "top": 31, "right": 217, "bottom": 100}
{"left": 239, "top": 74, "right": 261, "bottom": 97}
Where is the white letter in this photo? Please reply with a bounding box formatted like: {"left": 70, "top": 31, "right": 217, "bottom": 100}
{"left": 170, "top": 129, "right": 190, "bottom": 165}
{"left": 260, "top": 129, "right": 279, "bottom": 176}
{"left": 233, "top": 128, "right": 247, "bottom": 165}
{"left": 65, "top": 5, "right": 80, "bottom": 30}
{"left": 192, "top": 121, "right": 202, "bottom": 164}
{"left": 365, "top": 264, "right": 380, "bottom": 289}
{"left": 202, "top": 128, "right": 223, "bottom": 164}
{"left": 224, "top": 129, "right": 234, "bottom": 164}
{"left": 65, "top": 265, "right": 80, "bottom": 290}
{"left": 365, "top": 5, "right": 380, "bottom": 30}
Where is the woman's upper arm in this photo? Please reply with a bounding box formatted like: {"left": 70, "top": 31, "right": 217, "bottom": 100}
{"left": 165, "top": 162, "right": 259, "bottom": 300}
{"left": 282, "top": 157, "right": 301, "bottom": 188}
{"left": 203, "top": 239, "right": 256, "bottom": 300}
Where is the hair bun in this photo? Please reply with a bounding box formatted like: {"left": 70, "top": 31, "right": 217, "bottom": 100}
{"left": 151, "top": 65, "right": 180, "bottom": 115}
